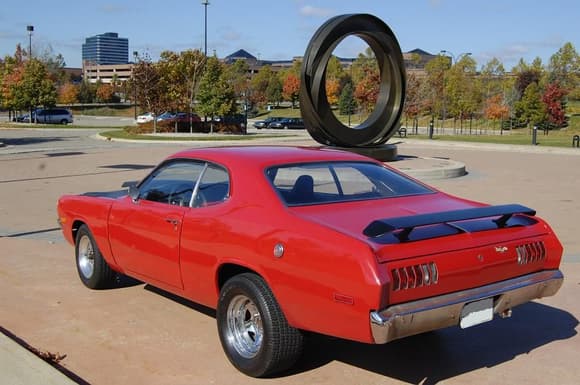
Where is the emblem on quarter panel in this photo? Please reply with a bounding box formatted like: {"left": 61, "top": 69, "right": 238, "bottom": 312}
{"left": 495, "top": 246, "right": 508, "bottom": 253}
{"left": 273, "top": 243, "right": 285, "bottom": 258}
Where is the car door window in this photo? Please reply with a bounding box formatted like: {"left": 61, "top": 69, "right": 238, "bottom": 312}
{"left": 193, "top": 164, "right": 230, "bottom": 207}
{"left": 138, "top": 161, "right": 205, "bottom": 206}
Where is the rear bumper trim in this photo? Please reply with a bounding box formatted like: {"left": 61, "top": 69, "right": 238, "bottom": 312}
{"left": 370, "top": 269, "right": 563, "bottom": 344}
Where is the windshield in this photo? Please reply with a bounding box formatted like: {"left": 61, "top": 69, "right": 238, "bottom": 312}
{"left": 267, "top": 161, "right": 433, "bottom": 206}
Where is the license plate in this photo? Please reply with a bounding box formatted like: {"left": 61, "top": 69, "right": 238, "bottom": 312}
{"left": 460, "top": 298, "right": 493, "bottom": 329}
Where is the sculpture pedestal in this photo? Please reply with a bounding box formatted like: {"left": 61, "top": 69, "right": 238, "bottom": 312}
{"left": 332, "top": 144, "right": 398, "bottom": 162}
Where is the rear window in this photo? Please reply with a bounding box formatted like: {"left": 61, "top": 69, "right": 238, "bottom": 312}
{"left": 267, "top": 161, "right": 433, "bottom": 206}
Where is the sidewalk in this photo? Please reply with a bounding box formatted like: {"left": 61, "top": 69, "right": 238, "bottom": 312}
{"left": 0, "top": 329, "right": 78, "bottom": 384}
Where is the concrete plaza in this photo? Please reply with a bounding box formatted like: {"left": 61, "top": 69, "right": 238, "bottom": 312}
{"left": 0, "top": 128, "right": 578, "bottom": 384}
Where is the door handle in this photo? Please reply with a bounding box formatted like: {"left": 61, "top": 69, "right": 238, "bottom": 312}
{"left": 165, "top": 218, "right": 180, "bottom": 226}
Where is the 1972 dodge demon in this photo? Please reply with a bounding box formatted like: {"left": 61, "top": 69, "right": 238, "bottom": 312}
{"left": 57, "top": 146, "right": 564, "bottom": 377}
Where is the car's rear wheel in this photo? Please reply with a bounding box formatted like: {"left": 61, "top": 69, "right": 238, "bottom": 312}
{"left": 217, "top": 273, "right": 303, "bottom": 377}
{"left": 75, "top": 225, "right": 115, "bottom": 289}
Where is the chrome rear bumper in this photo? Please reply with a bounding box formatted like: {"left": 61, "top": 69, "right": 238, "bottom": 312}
{"left": 370, "top": 269, "right": 563, "bottom": 344}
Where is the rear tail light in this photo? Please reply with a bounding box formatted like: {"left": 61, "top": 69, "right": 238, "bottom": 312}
{"left": 391, "top": 262, "right": 438, "bottom": 291}
{"left": 516, "top": 241, "right": 546, "bottom": 264}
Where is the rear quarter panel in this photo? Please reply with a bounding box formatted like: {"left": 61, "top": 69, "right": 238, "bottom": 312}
{"left": 179, "top": 200, "right": 387, "bottom": 344}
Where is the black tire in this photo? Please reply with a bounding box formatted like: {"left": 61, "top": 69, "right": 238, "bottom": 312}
{"left": 60, "top": 119, "right": 68, "bottom": 125}
{"left": 75, "top": 224, "right": 115, "bottom": 289}
{"left": 217, "top": 273, "right": 303, "bottom": 377}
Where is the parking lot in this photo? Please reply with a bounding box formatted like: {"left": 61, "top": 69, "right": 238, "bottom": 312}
{"left": 0, "top": 128, "right": 579, "bottom": 384}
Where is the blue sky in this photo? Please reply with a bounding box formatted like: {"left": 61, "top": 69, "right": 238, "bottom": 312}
{"left": 0, "top": 0, "right": 578, "bottom": 70}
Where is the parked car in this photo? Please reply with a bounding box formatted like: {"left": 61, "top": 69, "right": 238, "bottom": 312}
{"left": 13, "top": 113, "right": 30, "bottom": 122}
{"left": 268, "top": 117, "right": 305, "bottom": 129}
{"left": 136, "top": 112, "right": 155, "bottom": 124}
{"left": 174, "top": 112, "right": 201, "bottom": 123}
{"left": 253, "top": 116, "right": 284, "bottom": 129}
{"left": 155, "top": 112, "right": 201, "bottom": 125}
{"left": 57, "top": 146, "right": 563, "bottom": 377}
{"left": 155, "top": 112, "right": 176, "bottom": 123}
{"left": 15, "top": 108, "right": 73, "bottom": 124}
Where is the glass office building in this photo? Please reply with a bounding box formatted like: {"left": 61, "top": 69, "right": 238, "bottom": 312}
{"left": 82, "top": 32, "right": 128, "bottom": 65}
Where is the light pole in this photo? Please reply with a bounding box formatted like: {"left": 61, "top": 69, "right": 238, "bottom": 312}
{"left": 440, "top": 50, "right": 472, "bottom": 66}
{"left": 26, "top": 25, "right": 34, "bottom": 58}
{"left": 133, "top": 51, "right": 138, "bottom": 119}
{"left": 202, "top": 0, "right": 209, "bottom": 56}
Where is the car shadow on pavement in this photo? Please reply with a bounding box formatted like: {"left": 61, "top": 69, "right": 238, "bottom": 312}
{"left": 1, "top": 137, "right": 69, "bottom": 146}
{"left": 144, "top": 285, "right": 217, "bottom": 318}
{"left": 291, "top": 302, "right": 578, "bottom": 383}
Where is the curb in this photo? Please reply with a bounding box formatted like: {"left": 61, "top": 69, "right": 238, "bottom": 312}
{"left": 0, "top": 332, "right": 78, "bottom": 385}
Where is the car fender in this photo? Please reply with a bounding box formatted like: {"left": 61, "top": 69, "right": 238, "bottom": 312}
{"left": 57, "top": 195, "right": 123, "bottom": 273}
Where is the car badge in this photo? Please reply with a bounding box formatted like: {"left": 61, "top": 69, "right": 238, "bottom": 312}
{"left": 495, "top": 246, "right": 508, "bottom": 253}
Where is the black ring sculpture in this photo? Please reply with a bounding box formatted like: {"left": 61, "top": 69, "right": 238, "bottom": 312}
{"left": 300, "top": 14, "right": 406, "bottom": 147}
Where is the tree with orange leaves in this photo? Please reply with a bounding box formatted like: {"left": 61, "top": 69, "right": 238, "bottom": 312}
{"left": 484, "top": 94, "right": 509, "bottom": 120}
{"left": 58, "top": 83, "right": 78, "bottom": 105}
{"left": 325, "top": 78, "right": 340, "bottom": 105}
{"left": 282, "top": 73, "right": 300, "bottom": 108}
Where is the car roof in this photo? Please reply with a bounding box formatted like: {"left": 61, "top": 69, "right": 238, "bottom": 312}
{"left": 168, "top": 146, "right": 375, "bottom": 169}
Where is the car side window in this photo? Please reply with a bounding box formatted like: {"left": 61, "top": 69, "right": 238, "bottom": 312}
{"left": 193, "top": 164, "right": 230, "bottom": 208}
{"left": 138, "top": 161, "right": 205, "bottom": 206}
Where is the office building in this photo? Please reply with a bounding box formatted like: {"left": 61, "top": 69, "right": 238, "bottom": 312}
{"left": 82, "top": 32, "right": 129, "bottom": 65}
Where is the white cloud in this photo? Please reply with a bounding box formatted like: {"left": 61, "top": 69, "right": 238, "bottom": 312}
{"left": 299, "top": 5, "right": 333, "bottom": 17}
{"left": 98, "top": 4, "right": 130, "bottom": 14}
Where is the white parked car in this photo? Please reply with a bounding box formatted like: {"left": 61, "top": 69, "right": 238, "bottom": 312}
{"left": 136, "top": 112, "right": 155, "bottom": 124}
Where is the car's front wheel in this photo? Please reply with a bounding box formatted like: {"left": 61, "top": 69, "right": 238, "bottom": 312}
{"left": 75, "top": 225, "right": 115, "bottom": 289}
{"left": 217, "top": 273, "right": 303, "bottom": 377}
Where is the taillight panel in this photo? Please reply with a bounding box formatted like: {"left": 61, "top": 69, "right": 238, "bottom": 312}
{"left": 391, "top": 262, "right": 438, "bottom": 291}
{"left": 516, "top": 241, "right": 546, "bottom": 265}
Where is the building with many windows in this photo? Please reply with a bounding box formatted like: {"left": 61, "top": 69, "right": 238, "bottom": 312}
{"left": 82, "top": 32, "right": 128, "bottom": 65}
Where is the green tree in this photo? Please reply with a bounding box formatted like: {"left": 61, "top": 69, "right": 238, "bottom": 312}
{"left": 515, "top": 83, "right": 546, "bottom": 127}
{"left": 225, "top": 59, "right": 249, "bottom": 98}
{"left": 445, "top": 55, "right": 480, "bottom": 126}
{"left": 548, "top": 42, "right": 580, "bottom": 98}
{"left": 17, "top": 58, "right": 57, "bottom": 119}
{"left": 77, "top": 81, "right": 96, "bottom": 103}
{"left": 265, "top": 76, "right": 282, "bottom": 106}
{"left": 197, "top": 56, "right": 237, "bottom": 130}
{"left": 480, "top": 57, "right": 505, "bottom": 99}
{"left": 338, "top": 81, "right": 356, "bottom": 116}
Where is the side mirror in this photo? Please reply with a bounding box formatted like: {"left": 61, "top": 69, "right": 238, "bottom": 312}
{"left": 128, "top": 185, "right": 140, "bottom": 202}
{"left": 122, "top": 180, "right": 137, "bottom": 188}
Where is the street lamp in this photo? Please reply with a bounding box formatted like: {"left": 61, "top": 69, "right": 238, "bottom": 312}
{"left": 133, "top": 51, "right": 138, "bottom": 119}
{"left": 202, "top": 0, "right": 209, "bottom": 56}
{"left": 26, "top": 25, "right": 34, "bottom": 58}
{"left": 440, "top": 50, "right": 472, "bottom": 65}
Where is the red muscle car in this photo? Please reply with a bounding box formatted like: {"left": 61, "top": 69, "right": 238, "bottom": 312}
{"left": 57, "top": 146, "right": 564, "bottom": 377}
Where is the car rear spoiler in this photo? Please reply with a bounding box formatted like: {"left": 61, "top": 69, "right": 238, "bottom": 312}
{"left": 363, "top": 204, "right": 536, "bottom": 240}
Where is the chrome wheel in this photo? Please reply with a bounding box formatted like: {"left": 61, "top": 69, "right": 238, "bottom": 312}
{"left": 226, "top": 294, "right": 263, "bottom": 359}
{"left": 77, "top": 234, "right": 95, "bottom": 279}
